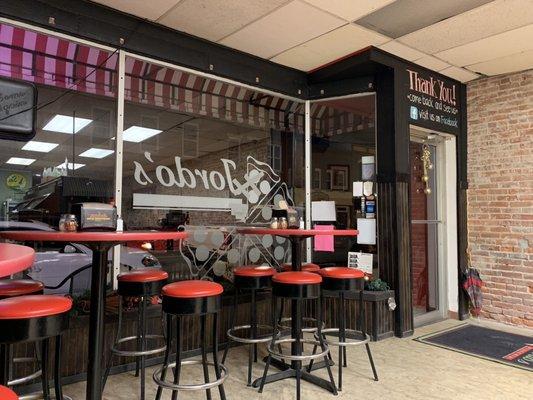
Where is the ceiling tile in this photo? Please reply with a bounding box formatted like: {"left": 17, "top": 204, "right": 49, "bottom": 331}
{"left": 92, "top": 0, "right": 179, "bottom": 21}
{"left": 468, "top": 50, "right": 533, "bottom": 75}
{"left": 303, "top": 0, "right": 396, "bottom": 21}
{"left": 399, "top": 0, "right": 533, "bottom": 53}
{"left": 435, "top": 24, "right": 533, "bottom": 66}
{"left": 271, "top": 24, "right": 389, "bottom": 71}
{"left": 440, "top": 66, "right": 480, "bottom": 82}
{"left": 219, "top": 1, "right": 345, "bottom": 59}
{"left": 356, "top": 0, "right": 492, "bottom": 38}
{"left": 157, "top": 0, "right": 289, "bottom": 42}
{"left": 378, "top": 40, "right": 425, "bottom": 60}
{"left": 412, "top": 55, "right": 450, "bottom": 71}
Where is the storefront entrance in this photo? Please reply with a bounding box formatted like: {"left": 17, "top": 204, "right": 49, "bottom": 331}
{"left": 409, "top": 128, "right": 456, "bottom": 326}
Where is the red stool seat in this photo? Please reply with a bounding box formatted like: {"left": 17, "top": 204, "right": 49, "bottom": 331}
{"left": 318, "top": 267, "right": 365, "bottom": 279}
{"left": 0, "top": 385, "right": 18, "bottom": 400}
{"left": 234, "top": 265, "right": 276, "bottom": 277}
{"left": 0, "top": 279, "right": 44, "bottom": 297}
{"left": 272, "top": 271, "right": 322, "bottom": 285}
{"left": 162, "top": 280, "right": 223, "bottom": 298}
{"left": 117, "top": 268, "right": 168, "bottom": 283}
{"left": 0, "top": 295, "right": 72, "bottom": 320}
{"left": 281, "top": 263, "right": 320, "bottom": 272}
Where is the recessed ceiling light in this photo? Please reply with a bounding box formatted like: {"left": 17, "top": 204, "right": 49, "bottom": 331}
{"left": 43, "top": 115, "right": 93, "bottom": 134}
{"left": 123, "top": 126, "right": 162, "bottom": 143}
{"left": 22, "top": 140, "right": 59, "bottom": 153}
{"left": 79, "top": 148, "right": 114, "bottom": 159}
{"left": 6, "top": 157, "right": 36, "bottom": 166}
{"left": 56, "top": 161, "right": 85, "bottom": 170}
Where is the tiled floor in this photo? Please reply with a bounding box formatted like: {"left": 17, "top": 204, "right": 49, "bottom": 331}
{"left": 65, "top": 319, "right": 532, "bottom": 400}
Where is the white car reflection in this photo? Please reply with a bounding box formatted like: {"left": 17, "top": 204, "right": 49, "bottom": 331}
{"left": 0, "top": 221, "right": 161, "bottom": 295}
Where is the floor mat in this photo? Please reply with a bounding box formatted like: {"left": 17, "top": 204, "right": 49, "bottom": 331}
{"left": 415, "top": 324, "right": 533, "bottom": 371}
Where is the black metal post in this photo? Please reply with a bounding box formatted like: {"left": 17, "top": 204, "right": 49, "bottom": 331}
{"left": 200, "top": 314, "right": 212, "bottom": 400}
{"left": 87, "top": 244, "right": 109, "bottom": 400}
{"left": 212, "top": 312, "right": 226, "bottom": 400}
{"left": 41, "top": 337, "right": 50, "bottom": 400}
{"left": 54, "top": 335, "right": 63, "bottom": 400}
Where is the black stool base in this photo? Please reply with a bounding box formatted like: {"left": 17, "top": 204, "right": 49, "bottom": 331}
{"left": 252, "top": 368, "right": 336, "bottom": 393}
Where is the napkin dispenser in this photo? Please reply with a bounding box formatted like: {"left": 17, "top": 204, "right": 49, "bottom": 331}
{"left": 74, "top": 202, "right": 117, "bottom": 231}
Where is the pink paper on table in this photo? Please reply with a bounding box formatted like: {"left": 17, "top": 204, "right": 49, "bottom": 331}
{"left": 314, "top": 224, "right": 334, "bottom": 252}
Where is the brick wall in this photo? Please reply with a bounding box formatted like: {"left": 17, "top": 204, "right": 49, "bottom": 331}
{"left": 467, "top": 69, "right": 533, "bottom": 328}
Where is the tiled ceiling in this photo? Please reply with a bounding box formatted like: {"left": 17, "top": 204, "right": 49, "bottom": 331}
{"left": 92, "top": 0, "right": 533, "bottom": 82}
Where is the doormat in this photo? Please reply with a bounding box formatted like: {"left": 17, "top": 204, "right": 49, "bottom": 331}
{"left": 415, "top": 324, "right": 533, "bottom": 371}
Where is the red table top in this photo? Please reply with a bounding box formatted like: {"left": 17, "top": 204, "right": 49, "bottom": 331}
{"left": 0, "top": 230, "right": 189, "bottom": 243}
{"left": 236, "top": 227, "right": 358, "bottom": 237}
{"left": 0, "top": 243, "right": 35, "bottom": 278}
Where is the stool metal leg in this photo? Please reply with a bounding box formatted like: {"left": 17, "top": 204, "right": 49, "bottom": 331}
{"left": 155, "top": 316, "right": 173, "bottom": 400}
{"left": 103, "top": 294, "right": 123, "bottom": 390}
{"left": 54, "top": 335, "right": 63, "bottom": 400}
{"left": 171, "top": 316, "right": 182, "bottom": 400}
{"left": 135, "top": 299, "right": 142, "bottom": 378}
{"left": 338, "top": 293, "right": 344, "bottom": 391}
{"left": 316, "top": 295, "right": 337, "bottom": 396}
{"left": 139, "top": 297, "right": 147, "bottom": 400}
{"left": 360, "top": 290, "right": 378, "bottom": 381}
{"left": 295, "top": 298, "right": 302, "bottom": 400}
{"left": 0, "top": 344, "right": 10, "bottom": 385}
{"left": 212, "top": 312, "right": 226, "bottom": 400}
{"left": 200, "top": 314, "right": 212, "bottom": 400}
{"left": 258, "top": 295, "right": 278, "bottom": 393}
{"left": 41, "top": 338, "right": 50, "bottom": 400}
{"left": 251, "top": 289, "right": 258, "bottom": 363}
{"left": 221, "top": 289, "right": 238, "bottom": 365}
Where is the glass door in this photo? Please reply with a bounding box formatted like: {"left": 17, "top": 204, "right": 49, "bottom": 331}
{"left": 410, "top": 134, "right": 441, "bottom": 324}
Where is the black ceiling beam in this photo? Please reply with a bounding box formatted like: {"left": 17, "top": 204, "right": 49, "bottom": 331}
{"left": 0, "top": 0, "right": 308, "bottom": 98}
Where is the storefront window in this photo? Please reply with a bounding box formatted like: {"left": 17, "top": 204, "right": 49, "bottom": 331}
{"left": 121, "top": 56, "right": 305, "bottom": 281}
{"left": 0, "top": 22, "right": 117, "bottom": 292}
{"left": 310, "top": 95, "right": 378, "bottom": 274}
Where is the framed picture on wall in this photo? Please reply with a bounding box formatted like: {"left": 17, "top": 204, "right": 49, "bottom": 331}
{"left": 329, "top": 165, "right": 349, "bottom": 190}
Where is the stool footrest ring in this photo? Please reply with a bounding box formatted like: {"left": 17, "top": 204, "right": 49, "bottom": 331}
{"left": 268, "top": 338, "right": 329, "bottom": 361}
{"left": 8, "top": 358, "right": 42, "bottom": 386}
{"left": 316, "top": 328, "right": 370, "bottom": 347}
{"left": 278, "top": 317, "right": 325, "bottom": 333}
{"left": 226, "top": 324, "right": 273, "bottom": 344}
{"left": 153, "top": 360, "right": 228, "bottom": 391}
{"left": 111, "top": 334, "right": 166, "bottom": 357}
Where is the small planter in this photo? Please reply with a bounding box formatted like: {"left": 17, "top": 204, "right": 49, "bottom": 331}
{"left": 361, "top": 290, "right": 395, "bottom": 341}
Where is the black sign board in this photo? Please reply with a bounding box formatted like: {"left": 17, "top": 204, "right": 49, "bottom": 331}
{"left": 0, "top": 77, "right": 37, "bottom": 141}
{"left": 404, "top": 68, "right": 460, "bottom": 135}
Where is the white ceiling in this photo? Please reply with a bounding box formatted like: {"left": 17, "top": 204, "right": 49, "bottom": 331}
{"left": 92, "top": 0, "right": 533, "bottom": 82}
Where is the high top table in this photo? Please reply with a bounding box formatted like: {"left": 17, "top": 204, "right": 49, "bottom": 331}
{"left": 236, "top": 227, "right": 358, "bottom": 392}
{"left": 0, "top": 230, "right": 188, "bottom": 400}
{"left": 0, "top": 243, "right": 35, "bottom": 278}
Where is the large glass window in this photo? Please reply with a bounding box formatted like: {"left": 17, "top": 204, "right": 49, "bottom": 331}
{"left": 121, "top": 56, "right": 305, "bottom": 283}
{"left": 310, "top": 95, "right": 378, "bottom": 274}
{"left": 0, "top": 22, "right": 117, "bottom": 293}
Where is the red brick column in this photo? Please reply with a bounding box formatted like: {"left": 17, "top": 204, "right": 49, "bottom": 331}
{"left": 467, "top": 70, "right": 533, "bottom": 328}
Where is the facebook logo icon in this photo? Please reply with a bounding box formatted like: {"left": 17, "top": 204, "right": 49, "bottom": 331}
{"left": 410, "top": 106, "right": 418, "bottom": 120}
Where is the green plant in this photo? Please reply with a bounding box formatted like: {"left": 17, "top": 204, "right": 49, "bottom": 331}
{"left": 365, "top": 278, "right": 390, "bottom": 291}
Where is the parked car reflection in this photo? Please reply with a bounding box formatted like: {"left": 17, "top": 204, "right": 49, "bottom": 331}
{"left": 0, "top": 221, "right": 161, "bottom": 295}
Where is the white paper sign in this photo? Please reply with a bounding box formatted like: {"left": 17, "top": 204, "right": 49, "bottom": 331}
{"left": 357, "top": 218, "right": 376, "bottom": 245}
{"left": 352, "top": 181, "right": 363, "bottom": 197}
{"left": 347, "top": 252, "right": 373, "bottom": 274}
{"left": 311, "top": 201, "right": 336, "bottom": 222}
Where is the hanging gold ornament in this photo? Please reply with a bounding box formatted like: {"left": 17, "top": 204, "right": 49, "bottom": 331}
{"left": 420, "top": 144, "right": 432, "bottom": 195}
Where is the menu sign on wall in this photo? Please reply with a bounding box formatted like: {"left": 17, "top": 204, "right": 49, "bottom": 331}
{"left": 405, "top": 68, "right": 460, "bottom": 134}
{"left": 0, "top": 77, "right": 37, "bottom": 141}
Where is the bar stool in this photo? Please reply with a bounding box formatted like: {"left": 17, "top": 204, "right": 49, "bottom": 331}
{"left": 0, "top": 385, "right": 18, "bottom": 400}
{"left": 222, "top": 265, "right": 275, "bottom": 386}
{"left": 281, "top": 263, "right": 320, "bottom": 273}
{"left": 103, "top": 268, "right": 168, "bottom": 400}
{"left": 309, "top": 267, "right": 378, "bottom": 390}
{"left": 0, "top": 295, "right": 73, "bottom": 400}
{"left": 154, "top": 280, "right": 227, "bottom": 400}
{"left": 0, "top": 280, "right": 44, "bottom": 391}
{"left": 259, "top": 271, "right": 336, "bottom": 400}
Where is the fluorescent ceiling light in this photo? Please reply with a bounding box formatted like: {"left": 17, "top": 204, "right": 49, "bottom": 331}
{"left": 6, "top": 157, "right": 36, "bottom": 166}
{"left": 122, "top": 126, "right": 162, "bottom": 143}
{"left": 22, "top": 140, "right": 59, "bottom": 153}
{"left": 79, "top": 148, "right": 114, "bottom": 159}
{"left": 43, "top": 114, "right": 93, "bottom": 134}
{"left": 56, "top": 161, "right": 85, "bottom": 170}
